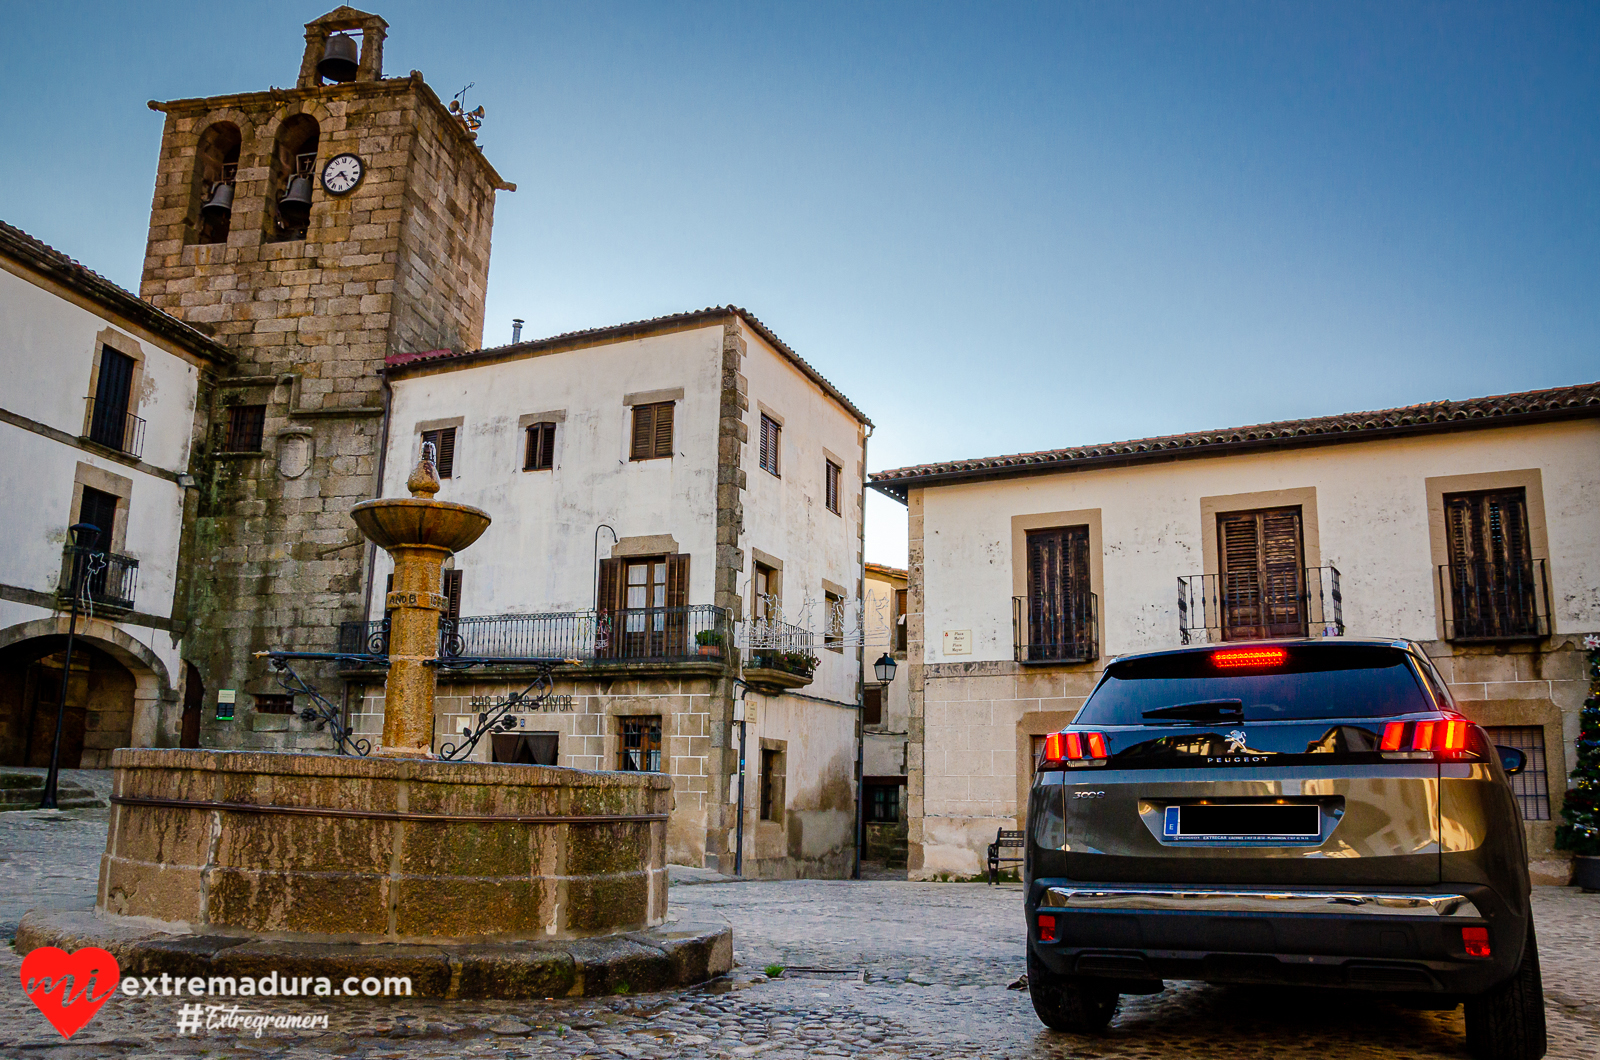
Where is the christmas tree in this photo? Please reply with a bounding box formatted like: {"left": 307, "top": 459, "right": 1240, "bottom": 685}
{"left": 1554, "top": 635, "right": 1600, "bottom": 857}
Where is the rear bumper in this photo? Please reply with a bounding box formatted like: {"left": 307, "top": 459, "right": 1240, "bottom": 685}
{"left": 1028, "top": 880, "right": 1523, "bottom": 996}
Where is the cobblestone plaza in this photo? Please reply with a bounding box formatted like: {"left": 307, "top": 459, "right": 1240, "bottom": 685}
{"left": 2, "top": 782, "right": 1597, "bottom": 1059}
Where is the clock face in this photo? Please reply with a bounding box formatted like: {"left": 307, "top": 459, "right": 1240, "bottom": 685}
{"left": 321, "top": 153, "right": 364, "bottom": 195}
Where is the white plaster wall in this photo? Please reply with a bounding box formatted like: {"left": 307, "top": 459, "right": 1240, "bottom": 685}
{"left": 738, "top": 322, "right": 865, "bottom": 706}
{"left": 742, "top": 689, "right": 859, "bottom": 876}
{"left": 0, "top": 266, "right": 199, "bottom": 474}
{"left": 379, "top": 326, "right": 727, "bottom": 615}
{"left": 920, "top": 421, "right": 1600, "bottom": 663}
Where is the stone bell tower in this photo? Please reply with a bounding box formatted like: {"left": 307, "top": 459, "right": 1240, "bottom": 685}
{"left": 139, "top": 7, "right": 514, "bottom": 749}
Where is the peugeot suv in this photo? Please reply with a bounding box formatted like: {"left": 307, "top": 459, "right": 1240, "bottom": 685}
{"left": 1025, "top": 639, "right": 1545, "bottom": 1060}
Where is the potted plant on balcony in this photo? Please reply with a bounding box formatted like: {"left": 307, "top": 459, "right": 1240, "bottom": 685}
{"left": 1556, "top": 635, "right": 1600, "bottom": 891}
{"left": 777, "top": 650, "right": 819, "bottom": 676}
{"left": 696, "top": 629, "right": 725, "bottom": 658}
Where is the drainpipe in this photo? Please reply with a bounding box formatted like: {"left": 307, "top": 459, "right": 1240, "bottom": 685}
{"left": 853, "top": 424, "right": 872, "bottom": 880}
{"left": 734, "top": 694, "right": 747, "bottom": 876}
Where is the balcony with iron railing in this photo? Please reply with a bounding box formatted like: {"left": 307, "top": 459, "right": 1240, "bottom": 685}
{"left": 1438, "top": 558, "right": 1550, "bottom": 643}
{"left": 1013, "top": 593, "right": 1099, "bottom": 665}
{"left": 337, "top": 605, "right": 734, "bottom": 669}
{"left": 83, "top": 397, "right": 145, "bottom": 459}
{"left": 1178, "top": 565, "right": 1343, "bottom": 645}
{"left": 58, "top": 549, "right": 139, "bottom": 611}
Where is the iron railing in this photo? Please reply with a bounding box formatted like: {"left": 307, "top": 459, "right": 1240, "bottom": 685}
{"left": 60, "top": 550, "right": 139, "bottom": 610}
{"left": 1438, "top": 559, "right": 1549, "bottom": 642}
{"left": 337, "top": 605, "right": 733, "bottom": 667}
{"left": 1178, "top": 565, "right": 1343, "bottom": 645}
{"left": 1013, "top": 593, "right": 1099, "bottom": 664}
{"left": 84, "top": 397, "right": 146, "bottom": 458}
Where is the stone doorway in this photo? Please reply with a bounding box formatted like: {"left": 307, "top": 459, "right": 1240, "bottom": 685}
{"left": 0, "top": 638, "right": 138, "bottom": 769}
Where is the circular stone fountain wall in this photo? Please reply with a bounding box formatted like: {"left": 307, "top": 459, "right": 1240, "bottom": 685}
{"left": 96, "top": 748, "right": 670, "bottom": 942}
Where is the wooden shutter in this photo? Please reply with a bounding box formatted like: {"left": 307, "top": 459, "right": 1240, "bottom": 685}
{"left": 421, "top": 428, "right": 456, "bottom": 477}
{"left": 1025, "top": 526, "right": 1090, "bottom": 661}
{"left": 759, "top": 415, "right": 780, "bottom": 474}
{"left": 630, "top": 405, "right": 652, "bottom": 459}
{"left": 826, "top": 461, "right": 840, "bottom": 513}
{"left": 664, "top": 553, "right": 690, "bottom": 656}
{"left": 1218, "top": 508, "right": 1304, "bottom": 640}
{"left": 90, "top": 347, "right": 135, "bottom": 448}
{"left": 596, "top": 557, "right": 623, "bottom": 658}
{"left": 525, "top": 422, "right": 555, "bottom": 470}
{"left": 77, "top": 487, "right": 119, "bottom": 550}
{"left": 863, "top": 686, "right": 883, "bottom": 725}
{"left": 652, "top": 402, "right": 674, "bottom": 457}
{"left": 1444, "top": 489, "right": 1534, "bottom": 638}
{"left": 443, "top": 569, "right": 463, "bottom": 621}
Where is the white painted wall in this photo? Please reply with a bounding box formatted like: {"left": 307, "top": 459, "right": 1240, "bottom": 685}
{"left": 738, "top": 322, "right": 865, "bottom": 706}
{"left": 379, "top": 326, "right": 726, "bottom": 614}
{"left": 919, "top": 422, "right": 1600, "bottom": 663}
{"left": 0, "top": 261, "right": 202, "bottom": 691}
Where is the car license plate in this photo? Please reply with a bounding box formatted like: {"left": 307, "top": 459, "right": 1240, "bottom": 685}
{"left": 1163, "top": 804, "right": 1321, "bottom": 840}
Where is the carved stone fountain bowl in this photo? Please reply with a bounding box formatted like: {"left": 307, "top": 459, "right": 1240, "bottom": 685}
{"left": 349, "top": 497, "right": 491, "bottom": 552}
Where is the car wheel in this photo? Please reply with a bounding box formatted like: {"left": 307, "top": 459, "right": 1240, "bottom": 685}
{"left": 1464, "top": 921, "right": 1548, "bottom": 1060}
{"left": 1027, "top": 951, "right": 1119, "bottom": 1033}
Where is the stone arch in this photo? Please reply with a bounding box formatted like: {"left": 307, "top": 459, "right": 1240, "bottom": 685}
{"left": 0, "top": 618, "right": 173, "bottom": 766}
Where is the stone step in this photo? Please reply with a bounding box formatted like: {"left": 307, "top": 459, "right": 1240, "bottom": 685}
{"left": 0, "top": 775, "right": 107, "bottom": 811}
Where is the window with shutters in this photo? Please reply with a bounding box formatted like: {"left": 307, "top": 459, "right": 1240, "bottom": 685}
{"left": 88, "top": 347, "right": 137, "bottom": 451}
{"left": 421, "top": 427, "right": 456, "bottom": 478}
{"left": 752, "top": 562, "right": 780, "bottom": 621}
{"left": 759, "top": 414, "right": 781, "bottom": 476}
{"left": 1443, "top": 489, "right": 1539, "bottom": 640}
{"left": 618, "top": 716, "right": 662, "bottom": 772}
{"left": 630, "top": 401, "right": 675, "bottom": 460}
{"left": 1484, "top": 725, "right": 1551, "bottom": 821}
{"left": 596, "top": 553, "right": 690, "bottom": 658}
{"left": 1024, "top": 526, "right": 1095, "bottom": 662}
{"left": 524, "top": 422, "right": 556, "bottom": 471}
{"left": 76, "top": 487, "right": 119, "bottom": 552}
{"left": 825, "top": 460, "right": 841, "bottom": 514}
{"left": 443, "top": 568, "right": 462, "bottom": 621}
{"left": 862, "top": 686, "right": 883, "bottom": 726}
{"left": 226, "top": 405, "right": 266, "bottom": 452}
{"left": 1216, "top": 507, "right": 1307, "bottom": 640}
{"left": 894, "top": 588, "right": 908, "bottom": 652}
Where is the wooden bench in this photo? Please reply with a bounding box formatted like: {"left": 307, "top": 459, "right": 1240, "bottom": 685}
{"left": 987, "top": 828, "right": 1024, "bottom": 884}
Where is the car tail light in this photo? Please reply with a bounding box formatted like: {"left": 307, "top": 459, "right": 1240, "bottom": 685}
{"left": 1440, "top": 720, "right": 1469, "bottom": 752}
{"left": 1055, "top": 730, "right": 1109, "bottom": 767}
{"left": 1064, "top": 732, "right": 1084, "bottom": 760}
{"left": 1379, "top": 718, "right": 1477, "bottom": 760}
{"left": 1041, "top": 732, "right": 1067, "bottom": 766}
{"left": 1412, "top": 720, "right": 1437, "bottom": 751}
{"left": 1380, "top": 722, "right": 1406, "bottom": 752}
{"left": 1084, "top": 732, "right": 1108, "bottom": 758}
{"left": 1462, "top": 926, "right": 1490, "bottom": 958}
{"left": 1038, "top": 914, "right": 1057, "bottom": 943}
{"left": 1212, "top": 647, "right": 1288, "bottom": 669}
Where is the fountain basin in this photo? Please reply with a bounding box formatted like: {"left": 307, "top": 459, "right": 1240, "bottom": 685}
{"left": 350, "top": 497, "right": 491, "bottom": 552}
{"left": 96, "top": 748, "right": 669, "bottom": 943}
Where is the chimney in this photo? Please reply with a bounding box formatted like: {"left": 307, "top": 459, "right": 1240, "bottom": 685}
{"left": 512, "top": 318, "right": 524, "bottom": 343}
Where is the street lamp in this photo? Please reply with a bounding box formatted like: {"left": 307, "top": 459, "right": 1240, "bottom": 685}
{"left": 873, "top": 652, "right": 897, "bottom": 685}
{"left": 41, "top": 522, "right": 100, "bottom": 809}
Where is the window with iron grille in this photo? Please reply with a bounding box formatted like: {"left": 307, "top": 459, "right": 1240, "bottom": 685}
{"left": 255, "top": 693, "right": 294, "bottom": 715}
{"left": 226, "top": 405, "right": 266, "bottom": 452}
{"left": 759, "top": 414, "right": 781, "bottom": 476}
{"left": 618, "top": 716, "right": 662, "bottom": 772}
{"left": 1484, "top": 725, "right": 1551, "bottom": 821}
{"left": 524, "top": 421, "right": 556, "bottom": 470}
{"left": 825, "top": 460, "right": 841, "bottom": 514}
{"left": 421, "top": 427, "right": 456, "bottom": 477}
{"left": 630, "top": 402, "right": 674, "bottom": 460}
{"left": 89, "top": 347, "right": 136, "bottom": 451}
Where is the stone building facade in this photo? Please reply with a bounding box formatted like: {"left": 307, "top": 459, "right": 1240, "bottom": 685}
{"left": 870, "top": 382, "right": 1600, "bottom": 884}
{"left": 135, "top": 6, "right": 513, "bottom": 748}
{"left": 862, "top": 562, "right": 910, "bottom": 867}
{"left": 344, "top": 309, "right": 872, "bottom": 876}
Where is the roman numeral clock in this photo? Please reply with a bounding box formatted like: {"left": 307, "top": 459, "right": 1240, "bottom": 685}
{"left": 321, "top": 152, "right": 364, "bottom": 195}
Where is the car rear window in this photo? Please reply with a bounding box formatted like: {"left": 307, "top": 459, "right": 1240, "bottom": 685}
{"left": 1076, "top": 645, "right": 1432, "bottom": 725}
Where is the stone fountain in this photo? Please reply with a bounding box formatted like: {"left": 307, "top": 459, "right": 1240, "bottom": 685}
{"left": 18, "top": 451, "right": 730, "bottom": 998}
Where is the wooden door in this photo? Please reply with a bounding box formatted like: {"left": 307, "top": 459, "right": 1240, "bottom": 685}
{"left": 1218, "top": 508, "right": 1305, "bottom": 640}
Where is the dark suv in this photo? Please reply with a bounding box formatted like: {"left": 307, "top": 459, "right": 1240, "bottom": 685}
{"left": 1025, "top": 639, "right": 1546, "bottom": 1060}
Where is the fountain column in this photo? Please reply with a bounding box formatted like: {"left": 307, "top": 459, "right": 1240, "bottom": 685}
{"left": 351, "top": 453, "right": 491, "bottom": 758}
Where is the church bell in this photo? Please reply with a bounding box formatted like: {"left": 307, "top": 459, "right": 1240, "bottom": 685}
{"left": 278, "top": 175, "right": 314, "bottom": 225}
{"left": 317, "top": 33, "right": 360, "bottom": 83}
{"left": 200, "top": 181, "right": 233, "bottom": 218}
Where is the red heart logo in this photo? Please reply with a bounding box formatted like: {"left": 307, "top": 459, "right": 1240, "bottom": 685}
{"left": 20, "top": 946, "right": 120, "bottom": 1039}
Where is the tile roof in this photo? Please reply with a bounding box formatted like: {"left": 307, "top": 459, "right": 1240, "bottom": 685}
{"left": 384, "top": 306, "right": 871, "bottom": 426}
{"left": 869, "top": 381, "right": 1600, "bottom": 502}
{"left": 865, "top": 562, "right": 907, "bottom": 581}
{"left": 0, "top": 219, "right": 232, "bottom": 364}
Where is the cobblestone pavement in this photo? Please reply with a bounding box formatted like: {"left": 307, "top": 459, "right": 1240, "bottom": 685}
{"left": 2, "top": 786, "right": 1597, "bottom": 1059}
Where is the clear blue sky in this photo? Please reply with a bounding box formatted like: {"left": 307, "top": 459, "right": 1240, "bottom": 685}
{"left": 3, "top": 2, "right": 1596, "bottom": 566}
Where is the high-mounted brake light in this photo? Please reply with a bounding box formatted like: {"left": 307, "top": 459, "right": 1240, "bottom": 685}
{"left": 1212, "top": 647, "right": 1288, "bottom": 669}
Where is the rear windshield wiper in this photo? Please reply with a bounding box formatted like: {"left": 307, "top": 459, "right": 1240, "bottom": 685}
{"left": 1141, "top": 699, "right": 1244, "bottom": 723}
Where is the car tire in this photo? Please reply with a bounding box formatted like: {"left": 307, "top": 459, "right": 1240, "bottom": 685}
{"left": 1464, "top": 921, "right": 1547, "bottom": 1060}
{"left": 1027, "top": 951, "right": 1119, "bottom": 1033}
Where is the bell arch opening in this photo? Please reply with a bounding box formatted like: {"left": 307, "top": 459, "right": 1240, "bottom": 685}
{"left": 267, "top": 114, "right": 320, "bottom": 243}
{"left": 191, "top": 121, "right": 241, "bottom": 246}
